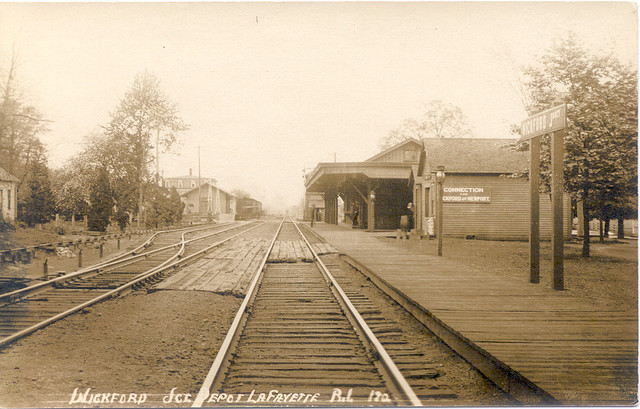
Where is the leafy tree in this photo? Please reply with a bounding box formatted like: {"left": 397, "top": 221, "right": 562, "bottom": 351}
{"left": 87, "top": 167, "right": 113, "bottom": 232}
{"left": 144, "top": 183, "right": 184, "bottom": 229}
{"left": 51, "top": 165, "right": 90, "bottom": 219}
{"left": 102, "top": 71, "right": 189, "bottom": 224}
{"left": 18, "top": 158, "right": 55, "bottom": 226}
{"left": 380, "top": 100, "right": 471, "bottom": 149}
{"left": 520, "top": 33, "right": 637, "bottom": 256}
{"left": 168, "top": 187, "right": 185, "bottom": 224}
{"left": 78, "top": 131, "right": 139, "bottom": 225}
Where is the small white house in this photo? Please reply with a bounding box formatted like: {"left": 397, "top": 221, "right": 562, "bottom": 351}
{"left": 0, "top": 167, "right": 19, "bottom": 221}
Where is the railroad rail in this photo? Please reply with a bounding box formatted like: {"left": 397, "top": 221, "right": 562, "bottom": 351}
{"left": 193, "top": 218, "right": 422, "bottom": 407}
{"left": 0, "top": 221, "right": 266, "bottom": 349}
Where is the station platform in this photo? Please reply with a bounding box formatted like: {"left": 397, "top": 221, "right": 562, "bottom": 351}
{"left": 304, "top": 222, "right": 637, "bottom": 405}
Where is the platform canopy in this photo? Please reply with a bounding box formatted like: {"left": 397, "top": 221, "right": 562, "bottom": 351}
{"left": 305, "top": 162, "right": 412, "bottom": 192}
{"left": 304, "top": 139, "right": 420, "bottom": 229}
{"left": 304, "top": 162, "right": 413, "bottom": 229}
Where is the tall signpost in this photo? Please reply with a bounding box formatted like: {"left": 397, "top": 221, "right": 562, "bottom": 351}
{"left": 520, "top": 104, "right": 567, "bottom": 290}
{"left": 435, "top": 166, "right": 446, "bottom": 257}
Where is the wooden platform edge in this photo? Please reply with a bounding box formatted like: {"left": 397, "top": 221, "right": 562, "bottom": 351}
{"left": 299, "top": 223, "right": 559, "bottom": 404}
{"left": 339, "top": 253, "right": 560, "bottom": 406}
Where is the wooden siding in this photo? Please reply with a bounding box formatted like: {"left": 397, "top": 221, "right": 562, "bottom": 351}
{"left": 366, "top": 139, "right": 421, "bottom": 163}
{"left": 439, "top": 175, "right": 571, "bottom": 240}
{"left": 370, "top": 146, "right": 421, "bottom": 163}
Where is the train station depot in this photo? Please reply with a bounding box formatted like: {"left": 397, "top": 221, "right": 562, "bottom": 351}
{"left": 305, "top": 138, "right": 571, "bottom": 240}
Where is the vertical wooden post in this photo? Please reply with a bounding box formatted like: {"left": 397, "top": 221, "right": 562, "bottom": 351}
{"left": 529, "top": 137, "right": 541, "bottom": 284}
{"left": 310, "top": 205, "right": 315, "bottom": 227}
{"left": 437, "top": 180, "right": 443, "bottom": 256}
{"left": 78, "top": 249, "right": 83, "bottom": 268}
{"left": 367, "top": 192, "right": 375, "bottom": 232}
{"left": 551, "top": 130, "right": 565, "bottom": 290}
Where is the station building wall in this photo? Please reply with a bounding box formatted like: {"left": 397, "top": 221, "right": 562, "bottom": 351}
{"left": 424, "top": 174, "right": 571, "bottom": 241}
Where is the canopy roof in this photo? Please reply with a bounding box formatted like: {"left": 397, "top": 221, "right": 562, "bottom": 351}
{"left": 305, "top": 162, "right": 412, "bottom": 192}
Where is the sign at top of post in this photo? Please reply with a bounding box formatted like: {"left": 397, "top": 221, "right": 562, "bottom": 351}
{"left": 520, "top": 104, "right": 566, "bottom": 142}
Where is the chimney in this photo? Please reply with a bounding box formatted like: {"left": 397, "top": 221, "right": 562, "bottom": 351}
{"left": 189, "top": 168, "right": 192, "bottom": 176}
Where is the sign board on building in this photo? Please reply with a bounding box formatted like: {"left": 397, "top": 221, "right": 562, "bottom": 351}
{"left": 520, "top": 104, "right": 566, "bottom": 141}
{"left": 443, "top": 187, "right": 491, "bottom": 203}
{"left": 403, "top": 150, "right": 419, "bottom": 162}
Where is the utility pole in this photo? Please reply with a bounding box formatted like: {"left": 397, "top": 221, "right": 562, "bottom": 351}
{"left": 198, "top": 146, "right": 201, "bottom": 214}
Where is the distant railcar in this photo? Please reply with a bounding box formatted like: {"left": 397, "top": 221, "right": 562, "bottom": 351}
{"left": 236, "top": 198, "right": 263, "bottom": 220}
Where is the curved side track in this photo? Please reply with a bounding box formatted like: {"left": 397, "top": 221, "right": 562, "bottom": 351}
{"left": 0, "top": 221, "right": 266, "bottom": 348}
{"left": 193, "top": 219, "right": 422, "bottom": 407}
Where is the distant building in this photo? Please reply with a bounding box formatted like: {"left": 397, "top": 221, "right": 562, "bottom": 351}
{"left": 236, "top": 197, "right": 263, "bottom": 220}
{"left": 0, "top": 167, "right": 19, "bottom": 221}
{"left": 180, "top": 182, "right": 236, "bottom": 222}
{"left": 304, "top": 192, "right": 325, "bottom": 222}
{"left": 163, "top": 168, "right": 217, "bottom": 195}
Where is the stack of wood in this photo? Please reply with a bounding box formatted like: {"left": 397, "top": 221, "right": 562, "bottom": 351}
{"left": 268, "top": 241, "right": 314, "bottom": 263}
{"left": 157, "top": 238, "right": 267, "bottom": 295}
{"left": 312, "top": 242, "right": 338, "bottom": 255}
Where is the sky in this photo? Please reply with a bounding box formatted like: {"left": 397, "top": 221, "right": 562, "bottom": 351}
{"left": 0, "top": 2, "right": 637, "bottom": 213}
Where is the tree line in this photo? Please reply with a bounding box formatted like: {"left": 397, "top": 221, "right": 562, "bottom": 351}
{"left": 518, "top": 34, "right": 637, "bottom": 256}
{"left": 1, "top": 56, "right": 189, "bottom": 232}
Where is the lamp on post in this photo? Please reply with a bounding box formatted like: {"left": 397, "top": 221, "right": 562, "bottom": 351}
{"left": 435, "top": 166, "right": 446, "bottom": 256}
{"left": 368, "top": 190, "right": 376, "bottom": 232}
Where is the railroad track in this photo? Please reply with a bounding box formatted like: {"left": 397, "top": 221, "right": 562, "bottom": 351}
{"left": 0, "top": 221, "right": 266, "bottom": 348}
{"left": 193, "top": 218, "right": 424, "bottom": 407}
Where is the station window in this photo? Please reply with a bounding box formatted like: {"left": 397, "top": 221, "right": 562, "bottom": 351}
{"left": 165, "top": 181, "right": 170, "bottom": 188}
{"left": 191, "top": 180, "right": 196, "bottom": 188}
{"left": 178, "top": 180, "right": 183, "bottom": 188}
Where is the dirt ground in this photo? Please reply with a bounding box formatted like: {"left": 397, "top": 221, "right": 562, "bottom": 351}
{"left": 0, "top": 290, "right": 242, "bottom": 408}
{"left": 0, "top": 223, "right": 274, "bottom": 408}
{"left": 381, "top": 235, "right": 638, "bottom": 312}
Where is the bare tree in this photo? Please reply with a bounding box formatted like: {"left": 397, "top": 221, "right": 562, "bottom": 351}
{"left": 0, "top": 49, "right": 50, "bottom": 182}
{"left": 380, "top": 100, "right": 471, "bottom": 150}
